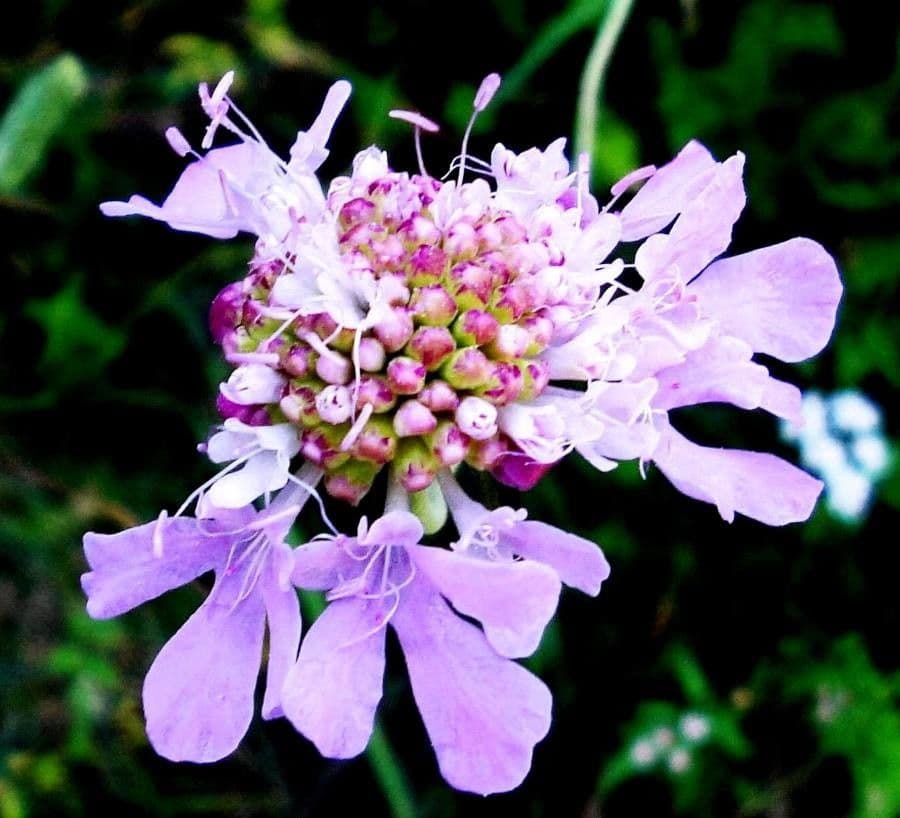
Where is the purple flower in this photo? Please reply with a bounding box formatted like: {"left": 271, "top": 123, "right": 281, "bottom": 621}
{"left": 81, "top": 493, "right": 304, "bottom": 762}
{"left": 285, "top": 501, "right": 608, "bottom": 795}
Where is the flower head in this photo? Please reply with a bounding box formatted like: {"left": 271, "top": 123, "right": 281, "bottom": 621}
{"left": 89, "top": 69, "right": 843, "bottom": 791}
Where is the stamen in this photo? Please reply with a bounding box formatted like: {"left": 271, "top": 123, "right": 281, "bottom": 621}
{"left": 226, "top": 351, "right": 281, "bottom": 366}
{"left": 340, "top": 402, "right": 374, "bottom": 451}
{"left": 473, "top": 73, "right": 501, "bottom": 112}
{"left": 165, "top": 127, "right": 192, "bottom": 157}
{"left": 286, "top": 471, "right": 339, "bottom": 535}
{"left": 458, "top": 75, "right": 502, "bottom": 186}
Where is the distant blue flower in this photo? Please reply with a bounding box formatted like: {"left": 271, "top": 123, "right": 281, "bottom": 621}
{"left": 782, "top": 390, "right": 891, "bottom": 521}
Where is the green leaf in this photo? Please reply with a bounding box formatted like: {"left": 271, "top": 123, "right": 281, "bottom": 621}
{"left": 0, "top": 54, "right": 88, "bottom": 194}
{"left": 24, "top": 276, "right": 126, "bottom": 388}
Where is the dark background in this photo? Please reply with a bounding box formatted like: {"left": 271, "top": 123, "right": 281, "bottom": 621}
{"left": 1, "top": 1, "right": 898, "bottom": 816}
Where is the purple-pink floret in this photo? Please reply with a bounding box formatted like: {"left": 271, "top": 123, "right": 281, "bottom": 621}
{"left": 285, "top": 500, "right": 609, "bottom": 795}
{"left": 81, "top": 497, "right": 301, "bottom": 762}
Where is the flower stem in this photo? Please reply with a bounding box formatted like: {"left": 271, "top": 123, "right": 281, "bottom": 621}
{"left": 299, "top": 591, "right": 416, "bottom": 818}
{"left": 365, "top": 724, "right": 417, "bottom": 818}
{"left": 574, "top": 0, "right": 636, "bottom": 161}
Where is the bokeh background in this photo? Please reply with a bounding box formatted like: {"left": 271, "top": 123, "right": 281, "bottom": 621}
{"left": 1, "top": 1, "right": 898, "bottom": 816}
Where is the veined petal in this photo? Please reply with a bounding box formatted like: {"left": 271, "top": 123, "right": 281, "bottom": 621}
{"left": 82, "top": 517, "right": 231, "bottom": 619}
{"left": 636, "top": 153, "right": 746, "bottom": 281}
{"left": 260, "top": 549, "right": 302, "bottom": 720}
{"left": 392, "top": 580, "right": 552, "bottom": 796}
{"left": 501, "top": 521, "right": 611, "bottom": 597}
{"left": 691, "top": 238, "right": 842, "bottom": 362}
{"left": 361, "top": 511, "right": 424, "bottom": 549}
{"left": 654, "top": 335, "right": 802, "bottom": 421}
{"left": 652, "top": 423, "right": 823, "bottom": 525}
{"left": 142, "top": 566, "right": 267, "bottom": 762}
{"left": 408, "top": 545, "right": 561, "bottom": 658}
{"left": 291, "top": 537, "right": 361, "bottom": 590}
{"left": 281, "top": 597, "right": 385, "bottom": 759}
{"left": 618, "top": 141, "right": 718, "bottom": 241}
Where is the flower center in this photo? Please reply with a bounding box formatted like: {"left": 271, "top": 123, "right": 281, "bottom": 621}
{"left": 213, "top": 170, "right": 562, "bottom": 503}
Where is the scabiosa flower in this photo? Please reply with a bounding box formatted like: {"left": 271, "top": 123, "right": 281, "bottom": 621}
{"left": 88, "top": 68, "right": 842, "bottom": 790}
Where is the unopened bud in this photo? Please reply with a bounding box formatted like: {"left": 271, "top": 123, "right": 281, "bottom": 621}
{"left": 455, "top": 396, "right": 498, "bottom": 440}
{"left": 410, "top": 284, "right": 457, "bottom": 326}
{"left": 374, "top": 307, "right": 414, "bottom": 352}
{"left": 442, "top": 347, "right": 491, "bottom": 389}
{"left": 406, "top": 326, "right": 456, "bottom": 370}
{"left": 418, "top": 380, "right": 460, "bottom": 412}
{"left": 452, "top": 309, "right": 499, "bottom": 346}
{"left": 393, "top": 399, "right": 438, "bottom": 437}
{"left": 386, "top": 356, "right": 427, "bottom": 395}
{"left": 429, "top": 421, "right": 469, "bottom": 467}
{"left": 324, "top": 459, "right": 379, "bottom": 505}
{"left": 394, "top": 439, "right": 439, "bottom": 492}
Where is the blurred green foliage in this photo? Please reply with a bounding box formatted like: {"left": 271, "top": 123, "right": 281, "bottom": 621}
{"left": 1, "top": 1, "right": 897, "bottom": 816}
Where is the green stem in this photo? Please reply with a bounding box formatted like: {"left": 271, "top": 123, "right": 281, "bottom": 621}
{"left": 299, "top": 592, "right": 416, "bottom": 818}
{"left": 574, "top": 0, "right": 636, "bottom": 160}
{"left": 365, "top": 724, "right": 417, "bottom": 818}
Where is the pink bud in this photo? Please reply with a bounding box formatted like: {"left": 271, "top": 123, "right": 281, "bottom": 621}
{"left": 316, "top": 385, "right": 353, "bottom": 424}
{"left": 338, "top": 197, "right": 377, "bottom": 227}
{"left": 455, "top": 396, "right": 498, "bottom": 440}
{"left": 279, "top": 390, "right": 317, "bottom": 426}
{"left": 357, "top": 337, "right": 386, "bottom": 372}
{"left": 521, "top": 315, "right": 554, "bottom": 354}
{"left": 393, "top": 400, "right": 438, "bottom": 437}
{"left": 478, "top": 361, "right": 524, "bottom": 405}
{"left": 419, "top": 380, "right": 460, "bottom": 412}
{"left": 394, "top": 439, "right": 438, "bottom": 492}
{"left": 407, "top": 326, "right": 456, "bottom": 370}
{"left": 283, "top": 344, "right": 315, "bottom": 378}
{"left": 410, "top": 284, "right": 457, "bottom": 326}
{"left": 486, "top": 324, "right": 530, "bottom": 360}
{"left": 398, "top": 215, "right": 441, "bottom": 245}
{"left": 209, "top": 282, "right": 244, "bottom": 344}
{"left": 374, "top": 307, "right": 414, "bottom": 352}
{"left": 315, "top": 351, "right": 352, "bottom": 385}
{"left": 408, "top": 245, "right": 448, "bottom": 285}
{"left": 355, "top": 375, "right": 396, "bottom": 413}
{"left": 444, "top": 221, "right": 479, "bottom": 257}
{"left": 453, "top": 309, "right": 499, "bottom": 346}
{"left": 351, "top": 417, "right": 397, "bottom": 464}
{"left": 324, "top": 461, "right": 379, "bottom": 505}
{"left": 442, "top": 347, "right": 490, "bottom": 389}
{"left": 430, "top": 421, "right": 469, "bottom": 467}
{"left": 301, "top": 428, "right": 350, "bottom": 469}
{"left": 449, "top": 261, "right": 494, "bottom": 305}
{"left": 386, "top": 356, "right": 427, "bottom": 395}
